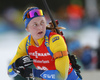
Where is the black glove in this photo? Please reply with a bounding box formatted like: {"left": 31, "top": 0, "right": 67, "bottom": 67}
{"left": 15, "top": 55, "right": 33, "bottom": 68}
{"left": 14, "top": 55, "right": 33, "bottom": 78}
{"left": 15, "top": 67, "right": 33, "bottom": 78}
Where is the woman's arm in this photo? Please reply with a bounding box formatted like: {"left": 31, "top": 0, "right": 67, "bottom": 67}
{"left": 8, "top": 36, "right": 28, "bottom": 77}
{"left": 50, "top": 34, "right": 69, "bottom": 80}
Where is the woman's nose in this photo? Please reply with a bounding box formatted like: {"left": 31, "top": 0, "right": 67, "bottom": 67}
{"left": 38, "top": 25, "right": 42, "bottom": 30}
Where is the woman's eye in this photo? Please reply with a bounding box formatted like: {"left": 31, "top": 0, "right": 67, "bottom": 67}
{"left": 33, "top": 24, "right": 37, "bottom": 27}
{"left": 41, "top": 21, "right": 44, "bottom": 25}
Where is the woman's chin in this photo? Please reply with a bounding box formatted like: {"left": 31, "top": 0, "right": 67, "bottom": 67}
{"left": 37, "top": 35, "right": 44, "bottom": 39}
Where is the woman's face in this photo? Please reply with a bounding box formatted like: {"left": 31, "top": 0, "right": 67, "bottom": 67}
{"left": 26, "top": 17, "right": 46, "bottom": 40}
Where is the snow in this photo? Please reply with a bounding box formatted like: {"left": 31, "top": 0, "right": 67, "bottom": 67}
{"left": 64, "top": 27, "right": 100, "bottom": 49}
{"left": 0, "top": 31, "right": 28, "bottom": 80}
{"left": 77, "top": 27, "right": 100, "bottom": 48}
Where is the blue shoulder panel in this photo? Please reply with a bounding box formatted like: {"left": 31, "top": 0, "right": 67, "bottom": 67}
{"left": 26, "top": 34, "right": 31, "bottom": 54}
{"left": 45, "top": 30, "right": 53, "bottom": 57}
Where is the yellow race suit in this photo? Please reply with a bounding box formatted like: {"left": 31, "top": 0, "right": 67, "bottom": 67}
{"left": 8, "top": 30, "right": 69, "bottom": 80}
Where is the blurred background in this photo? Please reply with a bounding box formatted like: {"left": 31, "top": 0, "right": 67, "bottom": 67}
{"left": 0, "top": 0, "right": 100, "bottom": 80}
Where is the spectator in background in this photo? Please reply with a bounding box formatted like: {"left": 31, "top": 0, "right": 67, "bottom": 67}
{"left": 66, "top": 4, "right": 84, "bottom": 30}
{"left": 67, "top": 38, "right": 98, "bottom": 70}
{"left": 81, "top": 46, "right": 92, "bottom": 69}
{"left": 81, "top": 45, "right": 98, "bottom": 70}
{"left": 67, "top": 38, "right": 84, "bottom": 69}
{"left": 85, "top": 0, "right": 99, "bottom": 26}
{"left": 67, "top": 38, "right": 82, "bottom": 57}
{"left": 2, "top": 7, "right": 24, "bottom": 32}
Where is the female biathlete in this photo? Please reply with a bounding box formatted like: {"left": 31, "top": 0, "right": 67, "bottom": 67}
{"left": 8, "top": 6, "right": 82, "bottom": 80}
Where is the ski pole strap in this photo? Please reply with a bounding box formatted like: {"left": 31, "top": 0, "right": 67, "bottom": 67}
{"left": 32, "top": 69, "right": 59, "bottom": 80}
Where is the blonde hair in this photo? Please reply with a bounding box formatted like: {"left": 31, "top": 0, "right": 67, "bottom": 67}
{"left": 46, "top": 21, "right": 66, "bottom": 33}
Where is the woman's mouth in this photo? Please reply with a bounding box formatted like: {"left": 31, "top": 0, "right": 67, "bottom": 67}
{"left": 38, "top": 31, "right": 43, "bottom": 34}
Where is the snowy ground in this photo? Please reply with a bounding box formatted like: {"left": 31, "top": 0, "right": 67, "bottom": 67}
{"left": 0, "top": 27, "right": 100, "bottom": 80}
{"left": 0, "top": 31, "right": 28, "bottom": 80}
